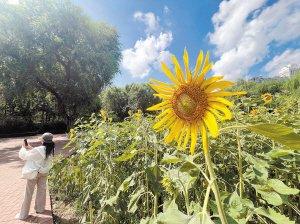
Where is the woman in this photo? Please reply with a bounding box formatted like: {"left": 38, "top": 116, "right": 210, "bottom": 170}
{"left": 15, "top": 132, "right": 55, "bottom": 220}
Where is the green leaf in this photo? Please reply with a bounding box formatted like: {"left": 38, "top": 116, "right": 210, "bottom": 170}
{"left": 118, "top": 173, "right": 136, "bottom": 192}
{"left": 268, "top": 179, "right": 299, "bottom": 195}
{"left": 105, "top": 173, "right": 136, "bottom": 206}
{"left": 267, "top": 148, "right": 295, "bottom": 159}
{"left": 179, "top": 161, "right": 200, "bottom": 177}
{"left": 157, "top": 200, "right": 190, "bottom": 224}
{"left": 114, "top": 149, "right": 138, "bottom": 162}
{"left": 161, "top": 154, "right": 182, "bottom": 164}
{"left": 257, "top": 189, "right": 283, "bottom": 206}
{"left": 105, "top": 195, "right": 118, "bottom": 206}
{"left": 256, "top": 207, "right": 295, "bottom": 224}
{"left": 247, "top": 124, "right": 300, "bottom": 150}
{"left": 167, "top": 169, "right": 197, "bottom": 193}
{"left": 145, "top": 164, "right": 163, "bottom": 194}
{"left": 128, "top": 187, "right": 145, "bottom": 213}
{"left": 188, "top": 212, "right": 214, "bottom": 224}
{"left": 140, "top": 217, "right": 157, "bottom": 224}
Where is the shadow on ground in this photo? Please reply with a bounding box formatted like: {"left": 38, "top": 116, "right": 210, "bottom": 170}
{"left": 0, "top": 135, "right": 70, "bottom": 166}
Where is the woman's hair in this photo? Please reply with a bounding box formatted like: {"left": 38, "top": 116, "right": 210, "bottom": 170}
{"left": 42, "top": 142, "right": 55, "bottom": 158}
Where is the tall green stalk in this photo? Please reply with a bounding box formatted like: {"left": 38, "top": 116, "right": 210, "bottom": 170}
{"left": 153, "top": 145, "right": 158, "bottom": 217}
{"left": 237, "top": 129, "right": 244, "bottom": 198}
{"left": 204, "top": 151, "right": 228, "bottom": 224}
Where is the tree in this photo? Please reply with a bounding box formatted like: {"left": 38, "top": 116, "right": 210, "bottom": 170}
{"left": 100, "top": 84, "right": 159, "bottom": 121}
{"left": 100, "top": 87, "right": 128, "bottom": 121}
{"left": 126, "top": 84, "right": 159, "bottom": 111}
{"left": 0, "top": 0, "right": 121, "bottom": 127}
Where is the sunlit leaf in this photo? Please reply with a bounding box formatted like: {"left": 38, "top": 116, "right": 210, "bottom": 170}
{"left": 247, "top": 124, "right": 300, "bottom": 150}
{"left": 161, "top": 154, "right": 182, "bottom": 164}
{"left": 157, "top": 200, "right": 190, "bottom": 224}
{"left": 268, "top": 179, "right": 299, "bottom": 195}
{"left": 256, "top": 207, "right": 295, "bottom": 224}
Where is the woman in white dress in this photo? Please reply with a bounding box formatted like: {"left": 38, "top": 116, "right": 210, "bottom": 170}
{"left": 15, "top": 132, "right": 55, "bottom": 220}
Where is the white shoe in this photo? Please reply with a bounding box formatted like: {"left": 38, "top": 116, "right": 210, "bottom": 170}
{"left": 36, "top": 210, "right": 45, "bottom": 214}
{"left": 15, "top": 213, "right": 28, "bottom": 220}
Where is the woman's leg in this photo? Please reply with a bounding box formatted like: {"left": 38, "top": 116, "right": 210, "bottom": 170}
{"left": 18, "top": 178, "right": 37, "bottom": 219}
{"left": 34, "top": 173, "right": 47, "bottom": 212}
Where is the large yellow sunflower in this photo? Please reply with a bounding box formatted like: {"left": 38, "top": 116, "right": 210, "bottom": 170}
{"left": 148, "top": 49, "right": 246, "bottom": 154}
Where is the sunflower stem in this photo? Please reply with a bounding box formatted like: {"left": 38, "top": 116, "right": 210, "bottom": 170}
{"left": 202, "top": 184, "right": 211, "bottom": 217}
{"left": 237, "top": 129, "right": 244, "bottom": 198}
{"left": 204, "top": 151, "right": 228, "bottom": 224}
{"left": 153, "top": 145, "right": 158, "bottom": 217}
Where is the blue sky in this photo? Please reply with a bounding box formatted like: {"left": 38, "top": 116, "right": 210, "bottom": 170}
{"left": 74, "top": 0, "right": 300, "bottom": 86}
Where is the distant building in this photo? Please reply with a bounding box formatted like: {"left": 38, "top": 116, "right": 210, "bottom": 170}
{"left": 249, "top": 75, "right": 266, "bottom": 82}
{"left": 249, "top": 75, "right": 272, "bottom": 83}
{"left": 278, "top": 64, "right": 300, "bottom": 78}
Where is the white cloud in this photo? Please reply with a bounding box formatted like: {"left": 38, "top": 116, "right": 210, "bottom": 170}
{"left": 122, "top": 11, "right": 173, "bottom": 78}
{"left": 264, "top": 49, "right": 300, "bottom": 76}
{"left": 163, "top": 6, "right": 170, "bottom": 14}
{"left": 7, "top": 0, "right": 19, "bottom": 4}
{"left": 134, "top": 11, "right": 160, "bottom": 34}
{"left": 122, "top": 32, "right": 173, "bottom": 78}
{"left": 209, "top": 0, "right": 300, "bottom": 80}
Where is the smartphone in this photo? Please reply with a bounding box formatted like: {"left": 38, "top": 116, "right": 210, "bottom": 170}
{"left": 24, "top": 139, "right": 28, "bottom": 146}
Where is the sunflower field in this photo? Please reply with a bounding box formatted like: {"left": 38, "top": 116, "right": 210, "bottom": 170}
{"left": 49, "top": 51, "right": 300, "bottom": 224}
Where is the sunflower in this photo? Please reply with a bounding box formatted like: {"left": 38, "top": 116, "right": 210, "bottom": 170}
{"left": 148, "top": 49, "right": 246, "bottom": 154}
{"left": 250, "top": 108, "right": 258, "bottom": 116}
{"left": 261, "top": 93, "right": 272, "bottom": 104}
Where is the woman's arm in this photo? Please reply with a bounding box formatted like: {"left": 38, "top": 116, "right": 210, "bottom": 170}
{"left": 19, "top": 147, "right": 42, "bottom": 161}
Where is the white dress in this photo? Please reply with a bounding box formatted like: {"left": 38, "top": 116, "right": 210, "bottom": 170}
{"left": 19, "top": 146, "right": 52, "bottom": 179}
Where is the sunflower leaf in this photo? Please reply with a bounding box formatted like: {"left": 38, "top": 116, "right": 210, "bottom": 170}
{"left": 247, "top": 123, "right": 300, "bottom": 150}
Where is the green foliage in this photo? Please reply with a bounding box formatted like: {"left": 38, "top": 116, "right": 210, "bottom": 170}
{"left": 50, "top": 88, "right": 300, "bottom": 224}
{"left": 0, "top": 0, "right": 121, "bottom": 127}
{"left": 100, "top": 84, "right": 159, "bottom": 121}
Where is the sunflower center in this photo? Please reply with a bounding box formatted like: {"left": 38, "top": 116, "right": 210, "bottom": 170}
{"left": 177, "top": 94, "right": 197, "bottom": 117}
{"left": 172, "top": 84, "right": 208, "bottom": 122}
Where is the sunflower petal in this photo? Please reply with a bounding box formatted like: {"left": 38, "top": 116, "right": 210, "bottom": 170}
{"left": 203, "top": 51, "right": 210, "bottom": 69}
{"left": 156, "top": 108, "right": 173, "bottom": 120}
{"left": 194, "top": 50, "right": 204, "bottom": 77}
{"left": 161, "top": 62, "right": 180, "bottom": 85}
{"left": 208, "top": 91, "right": 247, "bottom": 97}
{"left": 171, "top": 55, "right": 185, "bottom": 83}
{"left": 177, "top": 126, "right": 186, "bottom": 147}
{"left": 154, "top": 93, "right": 172, "bottom": 99}
{"left": 196, "top": 63, "right": 213, "bottom": 84}
{"left": 208, "top": 102, "right": 232, "bottom": 120}
{"left": 203, "top": 111, "right": 219, "bottom": 137}
{"left": 156, "top": 115, "right": 177, "bottom": 132}
{"left": 165, "top": 120, "right": 183, "bottom": 143}
{"left": 149, "top": 82, "right": 174, "bottom": 93}
{"left": 147, "top": 101, "right": 170, "bottom": 111}
{"left": 207, "top": 97, "right": 233, "bottom": 107}
{"left": 208, "top": 107, "right": 225, "bottom": 121}
{"left": 153, "top": 113, "right": 174, "bottom": 130}
{"left": 205, "top": 81, "right": 235, "bottom": 92}
{"left": 149, "top": 78, "right": 174, "bottom": 88}
{"left": 201, "top": 75, "right": 223, "bottom": 88}
{"left": 182, "top": 125, "right": 191, "bottom": 150}
{"left": 183, "top": 48, "right": 192, "bottom": 82}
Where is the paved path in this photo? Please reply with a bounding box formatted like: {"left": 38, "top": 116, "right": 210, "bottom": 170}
{"left": 0, "top": 134, "right": 69, "bottom": 224}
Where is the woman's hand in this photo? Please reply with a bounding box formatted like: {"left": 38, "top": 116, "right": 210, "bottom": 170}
{"left": 22, "top": 142, "right": 33, "bottom": 150}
